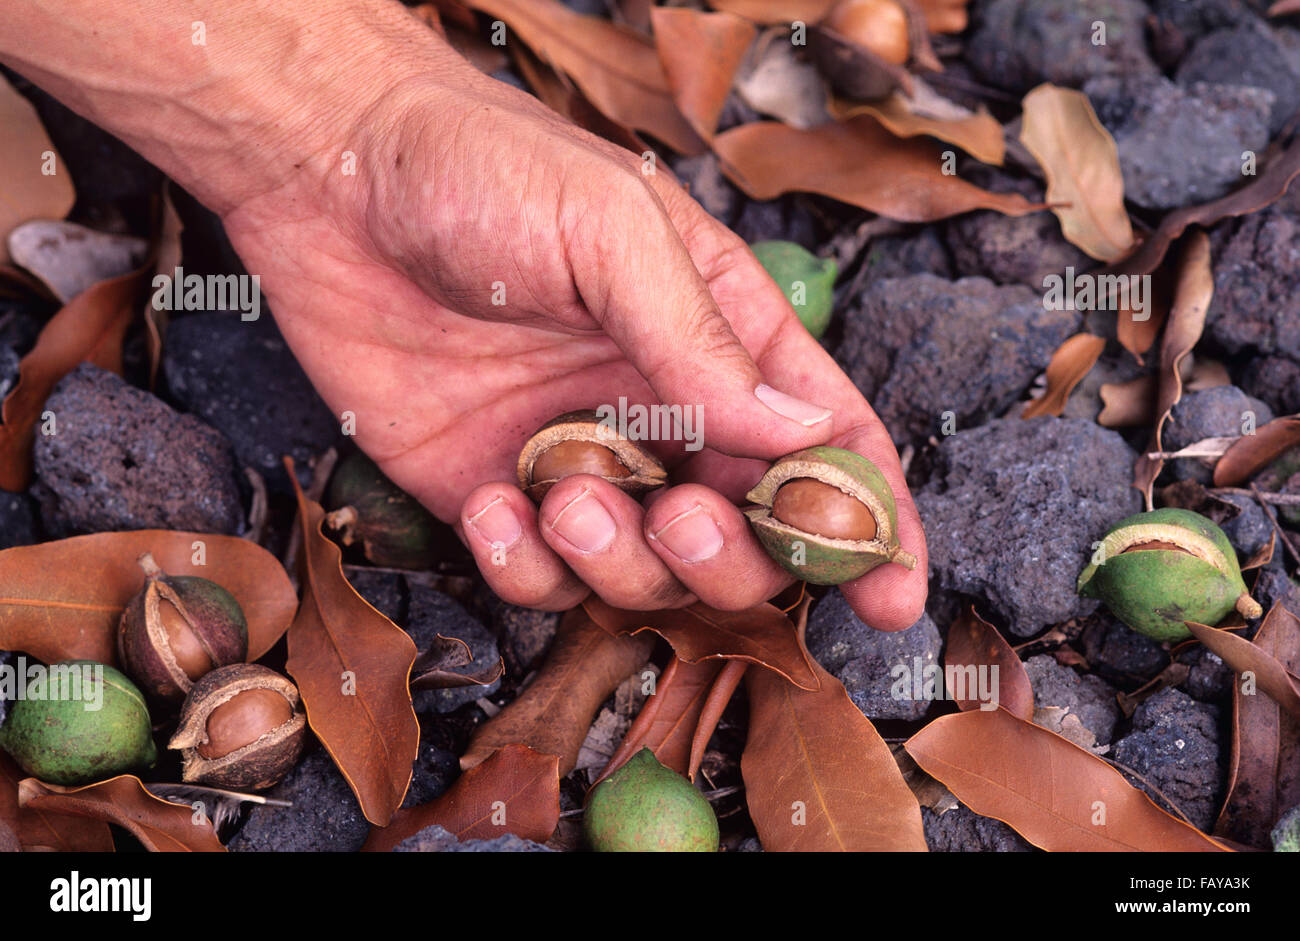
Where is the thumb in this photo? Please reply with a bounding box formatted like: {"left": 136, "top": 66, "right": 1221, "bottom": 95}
{"left": 577, "top": 180, "right": 834, "bottom": 458}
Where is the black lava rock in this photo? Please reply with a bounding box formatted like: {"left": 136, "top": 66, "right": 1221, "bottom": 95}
{"left": 1111, "top": 687, "right": 1223, "bottom": 831}
{"left": 922, "top": 804, "right": 1034, "bottom": 852}
{"left": 1085, "top": 74, "right": 1272, "bottom": 210}
{"left": 1242, "top": 354, "right": 1300, "bottom": 416}
{"left": 1177, "top": 23, "right": 1300, "bottom": 134}
{"left": 1024, "top": 654, "right": 1121, "bottom": 744}
{"left": 406, "top": 586, "right": 503, "bottom": 713}
{"left": 394, "top": 824, "right": 552, "bottom": 852}
{"left": 346, "top": 569, "right": 407, "bottom": 624}
{"left": 1206, "top": 206, "right": 1300, "bottom": 359}
{"left": 401, "top": 741, "right": 461, "bottom": 809}
{"left": 162, "top": 313, "right": 343, "bottom": 491}
{"left": 1163, "top": 386, "right": 1273, "bottom": 483}
{"left": 966, "top": 0, "right": 1156, "bottom": 94}
{"left": 1177, "top": 646, "right": 1235, "bottom": 702}
{"left": 916, "top": 417, "right": 1143, "bottom": 637}
{"left": 1218, "top": 492, "right": 1274, "bottom": 558}
{"left": 1148, "top": 0, "right": 1267, "bottom": 68}
{"left": 730, "top": 197, "right": 817, "bottom": 248}
{"left": 1080, "top": 615, "right": 1170, "bottom": 685}
{"left": 472, "top": 584, "right": 559, "bottom": 677}
{"left": 228, "top": 747, "right": 370, "bottom": 852}
{"left": 807, "top": 590, "right": 943, "bottom": 721}
{"left": 835, "top": 275, "right": 1078, "bottom": 444}
{"left": 0, "top": 490, "right": 38, "bottom": 550}
{"left": 33, "top": 363, "right": 243, "bottom": 536}
{"left": 860, "top": 228, "right": 954, "bottom": 281}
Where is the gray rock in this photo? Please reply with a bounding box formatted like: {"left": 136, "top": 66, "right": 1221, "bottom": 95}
{"left": 162, "top": 313, "right": 343, "bottom": 491}
{"left": 1178, "top": 646, "right": 1235, "bottom": 702}
{"left": 735, "top": 836, "right": 764, "bottom": 852}
{"left": 394, "top": 823, "right": 553, "bottom": 852}
{"left": 916, "top": 417, "right": 1143, "bottom": 636}
{"left": 1112, "top": 687, "right": 1223, "bottom": 831}
{"left": 1085, "top": 75, "right": 1273, "bottom": 210}
{"left": 407, "top": 586, "right": 502, "bottom": 713}
{"left": 1148, "top": 0, "right": 1267, "bottom": 68}
{"left": 672, "top": 153, "right": 739, "bottom": 226}
{"left": 1253, "top": 562, "right": 1300, "bottom": 616}
{"left": 1163, "top": 386, "right": 1274, "bottom": 483}
{"left": 0, "top": 346, "right": 18, "bottom": 400}
{"left": 807, "top": 591, "right": 943, "bottom": 720}
{"left": 860, "top": 228, "right": 953, "bottom": 281}
{"left": 966, "top": 0, "right": 1156, "bottom": 94}
{"left": 1024, "top": 654, "right": 1121, "bottom": 744}
{"left": 34, "top": 363, "right": 244, "bottom": 536}
{"left": 946, "top": 169, "right": 1093, "bottom": 290}
{"left": 1063, "top": 352, "right": 1145, "bottom": 424}
{"left": 1177, "top": 23, "right": 1300, "bottom": 134}
{"left": 402, "top": 741, "right": 460, "bottom": 808}
{"left": 730, "top": 197, "right": 817, "bottom": 248}
{"left": 1218, "top": 492, "right": 1274, "bottom": 558}
{"left": 922, "top": 804, "right": 1034, "bottom": 852}
{"left": 228, "top": 747, "right": 370, "bottom": 852}
{"left": 835, "top": 275, "right": 1078, "bottom": 444}
{"left": 1273, "top": 803, "right": 1300, "bottom": 852}
{"left": 1207, "top": 207, "right": 1300, "bottom": 358}
{"left": 1080, "top": 615, "right": 1170, "bottom": 684}
{"left": 1242, "top": 354, "right": 1300, "bottom": 416}
{"left": 346, "top": 569, "right": 406, "bottom": 624}
{"left": 0, "top": 490, "right": 38, "bottom": 550}
{"left": 473, "top": 584, "right": 558, "bottom": 676}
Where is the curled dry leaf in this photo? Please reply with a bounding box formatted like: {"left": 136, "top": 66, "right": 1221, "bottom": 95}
{"left": 1186, "top": 618, "right": 1300, "bottom": 723}
{"left": 410, "top": 634, "right": 505, "bottom": 690}
{"left": 459, "top": 0, "right": 703, "bottom": 154}
{"left": 829, "top": 83, "right": 1005, "bottom": 166}
{"left": 1019, "top": 84, "right": 1134, "bottom": 262}
{"left": 944, "top": 606, "right": 1034, "bottom": 720}
{"left": 1213, "top": 602, "right": 1300, "bottom": 848}
{"left": 1213, "top": 416, "right": 1300, "bottom": 488}
{"left": 905, "top": 708, "right": 1231, "bottom": 850}
{"left": 0, "top": 753, "right": 113, "bottom": 851}
{"left": 735, "top": 28, "right": 832, "bottom": 129}
{"left": 145, "top": 188, "right": 183, "bottom": 390}
{"left": 284, "top": 458, "right": 420, "bottom": 828}
{"left": 1021, "top": 332, "right": 1106, "bottom": 420}
{"left": 460, "top": 607, "right": 655, "bottom": 776}
{"left": 0, "top": 77, "right": 76, "bottom": 265}
{"left": 364, "top": 744, "right": 560, "bottom": 852}
{"left": 599, "top": 656, "right": 725, "bottom": 783}
{"left": 714, "top": 115, "right": 1044, "bottom": 222}
{"left": 1133, "top": 230, "right": 1214, "bottom": 506}
{"left": 743, "top": 655, "right": 927, "bottom": 851}
{"left": 1097, "top": 358, "right": 1229, "bottom": 428}
{"left": 0, "top": 262, "right": 150, "bottom": 490}
{"left": 584, "top": 595, "right": 820, "bottom": 690}
{"left": 688, "top": 659, "right": 748, "bottom": 780}
{"left": 0, "top": 530, "right": 296, "bottom": 665}
{"left": 18, "top": 775, "right": 225, "bottom": 852}
{"left": 708, "top": 0, "right": 836, "bottom": 22}
{"left": 651, "top": 7, "right": 756, "bottom": 141}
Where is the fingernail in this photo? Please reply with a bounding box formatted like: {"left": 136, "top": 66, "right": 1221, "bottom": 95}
{"left": 466, "top": 497, "right": 522, "bottom": 549}
{"left": 549, "top": 489, "right": 616, "bottom": 553}
{"left": 755, "top": 383, "right": 832, "bottom": 426}
{"left": 650, "top": 506, "right": 723, "bottom": 563}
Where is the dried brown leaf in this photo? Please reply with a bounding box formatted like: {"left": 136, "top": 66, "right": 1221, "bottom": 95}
{"left": 944, "top": 606, "right": 1034, "bottom": 720}
{"left": 829, "top": 86, "right": 1005, "bottom": 165}
{"left": 1213, "top": 416, "right": 1300, "bottom": 488}
{"left": 0, "top": 530, "right": 296, "bottom": 665}
{"left": 651, "top": 7, "right": 756, "bottom": 141}
{"left": 708, "top": 0, "right": 836, "bottom": 22}
{"left": 0, "top": 753, "right": 114, "bottom": 852}
{"left": 905, "top": 708, "right": 1231, "bottom": 850}
{"left": 1021, "top": 332, "right": 1106, "bottom": 420}
{"left": 1186, "top": 619, "right": 1300, "bottom": 723}
{"left": 0, "top": 77, "right": 76, "bottom": 265}
{"left": 285, "top": 458, "right": 420, "bottom": 827}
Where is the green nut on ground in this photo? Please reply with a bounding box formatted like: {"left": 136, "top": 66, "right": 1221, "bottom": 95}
{"left": 750, "top": 240, "right": 838, "bottom": 339}
{"left": 1077, "top": 507, "right": 1262, "bottom": 643}
{"left": 0, "top": 661, "right": 157, "bottom": 786}
{"left": 584, "top": 748, "right": 719, "bottom": 852}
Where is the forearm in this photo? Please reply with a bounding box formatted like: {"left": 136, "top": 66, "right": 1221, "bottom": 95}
{"left": 0, "top": 0, "right": 457, "bottom": 214}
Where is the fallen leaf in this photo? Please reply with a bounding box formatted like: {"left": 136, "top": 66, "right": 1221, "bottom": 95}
{"left": 714, "top": 115, "right": 1044, "bottom": 222}
{"left": 0, "top": 77, "right": 76, "bottom": 265}
{"left": 1213, "top": 416, "right": 1300, "bottom": 488}
{"left": 460, "top": 607, "right": 655, "bottom": 775}
{"left": 1214, "top": 602, "right": 1300, "bottom": 847}
{"left": 0, "top": 262, "right": 150, "bottom": 490}
{"left": 743, "top": 656, "right": 928, "bottom": 850}
{"left": 1133, "top": 230, "right": 1214, "bottom": 506}
{"left": 809, "top": 22, "right": 911, "bottom": 101}
{"left": 1021, "top": 333, "right": 1106, "bottom": 420}
{"left": 284, "top": 458, "right": 420, "bottom": 828}
{"left": 735, "top": 28, "right": 831, "bottom": 129}
{"left": 410, "top": 634, "right": 506, "bottom": 690}
{"left": 1107, "top": 132, "right": 1300, "bottom": 278}
{"left": 363, "top": 744, "right": 560, "bottom": 851}
{"left": 1115, "top": 266, "right": 1172, "bottom": 362}
{"left": 145, "top": 188, "right": 183, "bottom": 391}
{"left": 584, "top": 596, "right": 819, "bottom": 690}
{"left": 708, "top": 0, "right": 836, "bottom": 22}
{"left": 599, "top": 656, "right": 724, "bottom": 782}
{"left": 688, "top": 659, "right": 748, "bottom": 780}
{"left": 0, "top": 531, "right": 296, "bottom": 665}
{"left": 8, "top": 220, "right": 148, "bottom": 303}
{"left": 1098, "top": 358, "right": 1228, "bottom": 428}
{"left": 916, "top": 0, "right": 968, "bottom": 32}
{"left": 905, "top": 708, "right": 1231, "bottom": 850}
{"left": 511, "top": 46, "right": 647, "bottom": 154}
{"left": 1186, "top": 619, "right": 1300, "bottom": 723}
{"left": 1019, "top": 85, "right": 1134, "bottom": 262}
{"left": 0, "top": 753, "right": 113, "bottom": 852}
{"left": 18, "top": 775, "right": 224, "bottom": 852}
{"left": 830, "top": 83, "right": 1005, "bottom": 166}
{"left": 460, "top": 0, "right": 703, "bottom": 153}
{"left": 944, "top": 606, "right": 1034, "bottom": 720}
{"left": 651, "top": 7, "right": 756, "bottom": 140}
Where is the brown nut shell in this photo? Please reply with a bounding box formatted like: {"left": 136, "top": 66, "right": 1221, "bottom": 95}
{"left": 517, "top": 409, "right": 668, "bottom": 501}
{"left": 169, "top": 663, "right": 305, "bottom": 790}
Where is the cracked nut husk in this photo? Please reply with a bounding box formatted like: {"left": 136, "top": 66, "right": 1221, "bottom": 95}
{"left": 117, "top": 553, "right": 248, "bottom": 701}
{"left": 516, "top": 409, "right": 667, "bottom": 502}
{"left": 326, "top": 451, "right": 440, "bottom": 569}
{"left": 0, "top": 661, "right": 157, "bottom": 786}
{"left": 744, "top": 445, "right": 916, "bottom": 585}
{"left": 1077, "top": 507, "right": 1263, "bottom": 643}
{"left": 168, "top": 663, "right": 306, "bottom": 790}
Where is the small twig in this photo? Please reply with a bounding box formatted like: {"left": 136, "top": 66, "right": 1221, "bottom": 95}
{"left": 1101, "top": 756, "right": 1199, "bottom": 828}
{"left": 1251, "top": 484, "right": 1300, "bottom": 572}
{"left": 241, "top": 466, "right": 268, "bottom": 545}
{"left": 702, "top": 785, "right": 743, "bottom": 802}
